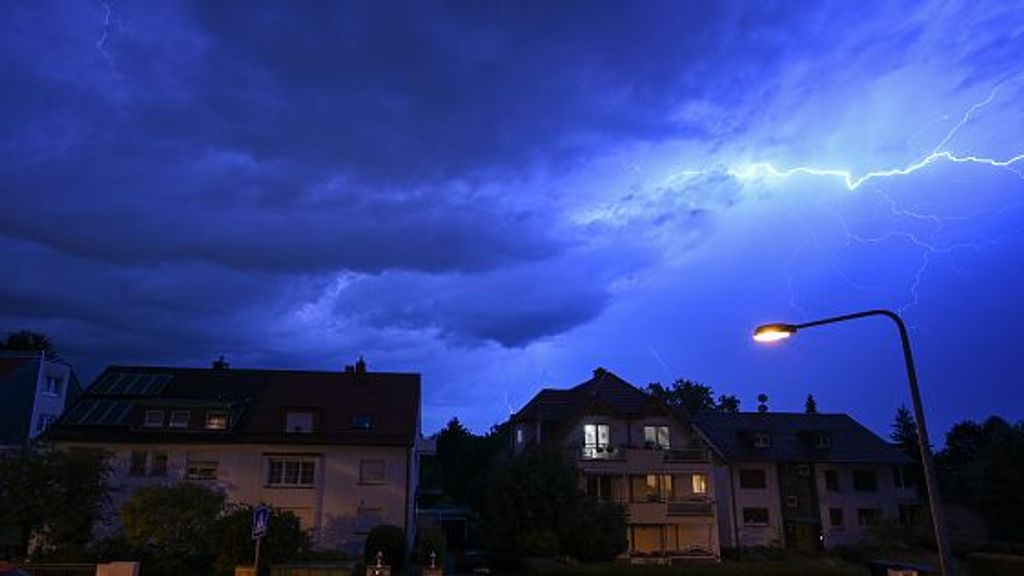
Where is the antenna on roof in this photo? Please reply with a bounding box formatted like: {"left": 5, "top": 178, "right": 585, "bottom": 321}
{"left": 212, "top": 355, "right": 230, "bottom": 370}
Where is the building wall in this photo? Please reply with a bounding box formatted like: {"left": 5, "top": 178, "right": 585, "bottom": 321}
{"left": 816, "top": 463, "right": 916, "bottom": 548}
{"left": 719, "top": 463, "right": 785, "bottom": 548}
{"left": 66, "top": 441, "right": 412, "bottom": 553}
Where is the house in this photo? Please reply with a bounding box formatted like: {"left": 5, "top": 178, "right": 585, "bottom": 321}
{"left": 510, "top": 368, "right": 720, "bottom": 562}
{"left": 691, "top": 412, "right": 920, "bottom": 551}
{"left": 45, "top": 358, "right": 427, "bottom": 553}
{"left": 0, "top": 351, "right": 82, "bottom": 448}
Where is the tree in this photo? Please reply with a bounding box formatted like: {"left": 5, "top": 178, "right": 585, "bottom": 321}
{"left": 804, "top": 394, "right": 818, "bottom": 414}
{"left": 483, "top": 446, "right": 626, "bottom": 566}
{"left": 428, "top": 418, "right": 509, "bottom": 513}
{"left": 1, "top": 330, "right": 56, "bottom": 357}
{"left": 935, "top": 417, "right": 1024, "bottom": 543}
{"left": 0, "top": 447, "right": 107, "bottom": 558}
{"left": 890, "top": 405, "right": 919, "bottom": 458}
{"left": 717, "top": 394, "right": 740, "bottom": 413}
{"left": 214, "top": 505, "right": 306, "bottom": 576}
{"left": 364, "top": 524, "right": 407, "bottom": 570}
{"left": 121, "top": 483, "right": 225, "bottom": 575}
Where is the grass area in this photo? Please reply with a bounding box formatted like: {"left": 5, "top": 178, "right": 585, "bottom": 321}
{"left": 517, "top": 556, "right": 867, "bottom": 576}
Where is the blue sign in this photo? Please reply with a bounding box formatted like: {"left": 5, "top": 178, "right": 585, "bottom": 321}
{"left": 252, "top": 505, "right": 269, "bottom": 540}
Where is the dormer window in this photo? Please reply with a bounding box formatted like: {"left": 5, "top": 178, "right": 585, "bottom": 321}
{"left": 205, "top": 411, "right": 228, "bottom": 430}
{"left": 42, "top": 376, "right": 63, "bottom": 397}
{"left": 753, "top": 433, "right": 772, "bottom": 448}
{"left": 169, "top": 410, "right": 190, "bottom": 428}
{"left": 285, "top": 411, "right": 315, "bottom": 434}
{"left": 351, "top": 415, "right": 372, "bottom": 430}
{"left": 143, "top": 410, "right": 165, "bottom": 428}
{"left": 644, "top": 425, "right": 670, "bottom": 449}
{"left": 816, "top": 433, "right": 832, "bottom": 449}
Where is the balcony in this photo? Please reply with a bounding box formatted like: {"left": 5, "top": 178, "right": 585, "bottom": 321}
{"left": 572, "top": 444, "right": 710, "bottom": 468}
{"left": 667, "top": 500, "right": 715, "bottom": 516}
{"left": 629, "top": 498, "right": 715, "bottom": 523}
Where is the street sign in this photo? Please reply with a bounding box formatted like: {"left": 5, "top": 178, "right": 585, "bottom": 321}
{"left": 252, "top": 505, "right": 269, "bottom": 540}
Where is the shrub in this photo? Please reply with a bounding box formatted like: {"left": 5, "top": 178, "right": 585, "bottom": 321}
{"left": 364, "top": 524, "right": 407, "bottom": 570}
{"left": 214, "top": 505, "right": 307, "bottom": 576}
{"left": 415, "top": 527, "right": 447, "bottom": 567}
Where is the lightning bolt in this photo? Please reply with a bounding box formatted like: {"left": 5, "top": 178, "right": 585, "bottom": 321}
{"left": 95, "top": 2, "right": 118, "bottom": 73}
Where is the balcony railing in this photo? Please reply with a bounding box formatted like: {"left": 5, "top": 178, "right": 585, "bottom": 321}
{"left": 667, "top": 500, "right": 715, "bottom": 516}
{"left": 572, "top": 444, "right": 709, "bottom": 463}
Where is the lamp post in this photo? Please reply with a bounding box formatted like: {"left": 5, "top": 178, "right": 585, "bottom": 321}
{"left": 753, "top": 309, "right": 953, "bottom": 576}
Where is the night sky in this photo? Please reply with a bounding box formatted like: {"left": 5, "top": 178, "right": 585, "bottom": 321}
{"left": 3, "top": 2, "right": 1023, "bottom": 439}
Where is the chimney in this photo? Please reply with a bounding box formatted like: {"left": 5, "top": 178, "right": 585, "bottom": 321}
{"left": 355, "top": 356, "right": 367, "bottom": 374}
{"left": 212, "top": 355, "right": 230, "bottom": 370}
{"left": 592, "top": 366, "right": 606, "bottom": 378}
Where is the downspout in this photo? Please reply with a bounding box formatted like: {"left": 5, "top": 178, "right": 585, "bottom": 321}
{"left": 404, "top": 444, "right": 413, "bottom": 552}
{"left": 729, "top": 465, "right": 740, "bottom": 548}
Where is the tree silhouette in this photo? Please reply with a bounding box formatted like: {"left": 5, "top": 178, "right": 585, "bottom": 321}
{"left": 805, "top": 394, "right": 818, "bottom": 414}
{"left": 890, "top": 405, "right": 919, "bottom": 458}
{"left": 1, "top": 330, "right": 57, "bottom": 357}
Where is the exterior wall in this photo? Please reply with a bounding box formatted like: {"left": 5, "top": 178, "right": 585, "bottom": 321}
{"left": 722, "top": 463, "right": 785, "bottom": 548}
{"left": 67, "top": 441, "right": 411, "bottom": 553}
{"left": 816, "top": 463, "right": 916, "bottom": 548}
{"left": 28, "top": 357, "right": 73, "bottom": 439}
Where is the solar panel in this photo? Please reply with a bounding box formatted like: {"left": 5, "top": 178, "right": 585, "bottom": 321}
{"left": 141, "top": 374, "right": 171, "bottom": 395}
{"left": 98, "top": 401, "right": 133, "bottom": 425}
{"left": 74, "top": 400, "right": 106, "bottom": 425}
{"left": 116, "top": 373, "right": 142, "bottom": 394}
{"left": 90, "top": 372, "right": 122, "bottom": 394}
{"left": 87, "top": 401, "right": 117, "bottom": 425}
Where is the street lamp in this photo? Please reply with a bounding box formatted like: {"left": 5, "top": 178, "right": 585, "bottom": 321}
{"left": 753, "top": 309, "right": 953, "bottom": 576}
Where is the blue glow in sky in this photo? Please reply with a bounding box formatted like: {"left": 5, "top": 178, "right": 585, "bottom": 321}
{"left": 2, "top": 1, "right": 1023, "bottom": 438}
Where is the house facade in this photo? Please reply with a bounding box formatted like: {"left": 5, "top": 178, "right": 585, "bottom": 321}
{"left": 510, "top": 368, "right": 720, "bottom": 562}
{"left": 45, "top": 359, "right": 425, "bottom": 554}
{"left": 0, "top": 351, "right": 82, "bottom": 448}
{"left": 691, "top": 412, "right": 920, "bottom": 551}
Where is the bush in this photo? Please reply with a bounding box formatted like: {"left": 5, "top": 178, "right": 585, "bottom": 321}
{"left": 969, "top": 552, "right": 1024, "bottom": 576}
{"left": 364, "top": 524, "right": 407, "bottom": 570}
{"left": 415, "top": 527, "right": 447, "bottom": 567}
{"left": 214, "top": 505, "right": 307, "bottom": 576}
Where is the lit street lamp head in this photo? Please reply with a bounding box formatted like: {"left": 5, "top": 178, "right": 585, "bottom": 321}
{"left": 753, "top": 323, "right": 797, "bottom": 343}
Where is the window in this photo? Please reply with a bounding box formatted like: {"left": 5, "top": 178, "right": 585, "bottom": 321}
{"left": 786, "top": 495, "right": 798, "bottom": 508}
{"left": 143, "top": 410, "right": 165, "bottom": 428}
{"left": 586, "top": 475, "right": 614, "bottom": 502}
{"left": 632, "top": 474, "right": 672, "bottom": 502}
{"left": 857, "top": 508, "right": 880, "bottom": 526}
{"left": 816, "top": 434, "right": 832, "bottom": 449}
{"left": 35, "top": 413, "right": 56, "bottom": 433}
{"left": 186, "top": 452, "right": 218, "bottom": 480}
{"left": 583, "top": 423, "right": 611, "bottom": 458}
{"left": 42, "top": 376, "right": 63, "bottom": 396}
{"left": 351, "top": 415, "right": 372, "bottom": 430}
{"left": 129, "top": 451, "right": 147, "bottom": 476}
{"left": 899, "top": 504, "right": 920, "bottom": 527}
{"left": 743, "top": 507, "right": 770, "bottom": 526}
{"left": 753, "top": 433, "right": 772, "bottom": 448}
{"left": 169, "top": 410, "right": 190, "bottom": 428}
{"left": 829, "top": 508, "right": 844, "bottom": 528}
{"left": 359, "top": 459, "right": 385, "bottom": 484}
{"left": 739, "top": 468, "right": 767, "bottom": 489}
{"left": 206, "top": 411, "right": 228, "bottom": 430}
{"left": 853, "top": 470, "right": 878, "bottom": 492}
{"left": 797, "top": 464, "right": 810, "bottom": 477}
{"left": 515, "top": 427, "right": 524, "bottom": 444}
{"left": 150, "top": 452, "right": 168, "bottom": 477}
{"left": 825, "top": 470, "right": 840, "bottom": 492}
{"left": 285, "top": 411, "right": 315, "bottom": 434}
{"left": 691, "top": 473, "right": 708, "bottom": 495}
{"left": 266, "top": 457, "right": 316, "bottom": 487}
{"left": 643, "top": 425, "right": 670, "bottom": 449}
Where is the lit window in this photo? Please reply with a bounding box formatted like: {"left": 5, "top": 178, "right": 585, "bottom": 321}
{"left": 144, "top": 410, "right": 164, "bottom": 427}
{"left": 631, "top": 474, "right": 672, "bottom": 502}
{"left": 169, "top": 410, "right": 190, "bottom": 428}
{"left": 691, "top": 473, "right": 708, "bottom": 494}
{"left": 206, "top": 411, "right": 228, "bottom": 430}
{"left": 583, "top": 423, "right": 611, "bottom": 457}
{"left": 285, "top": 411, "right": 315, "bottom": 434}
{"left": 42, "top": 376, "right": 63, "bottom": 397}
{"left": 743, "top": 507, "right": 769, "bottom": 525}
{"left": 515, "top": 427, "right": 524, "bottom": 444}
{"left": 643, "top": 425, "right": 670, "bottom": 449}
{"left": 351, "top": 415, "right": 372, "bottom": 430}
{"left": 266, "top": 457, "right": 316, "bottom": 487}
{"left": 359, "top": 459, "right": 385, "bottom": 484}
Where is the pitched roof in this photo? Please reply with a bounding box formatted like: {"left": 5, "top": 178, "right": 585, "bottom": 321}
{"left": 46, "top": 364, "right": 420, "bottom": 446}
{"left": 691, "top": 411, "right": 911, "bottom": 464}
{"left": 512, "top": 368, "right": 671, "bottom": 424}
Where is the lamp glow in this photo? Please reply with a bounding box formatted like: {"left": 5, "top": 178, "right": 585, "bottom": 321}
{"left": 752, "top": 324, "right": 796, "bottom": 343}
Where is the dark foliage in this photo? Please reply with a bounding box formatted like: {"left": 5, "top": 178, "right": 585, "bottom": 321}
{"left": 214, "top": 505, "right": 307, "bottom": 576}
{"left": 364, "top": 524, "right": 407, "bottom": 570}
{"left": 804, "top": 394, "right": 818, "bottom": 414}
{"left": 645, "top": 379, "right": 742, "bottom": 413}
{"left": 1, "top": 330, "right": 57, "bottom": 357}
{"left": 426, "top": 418, "right": 510, "bottom": 512}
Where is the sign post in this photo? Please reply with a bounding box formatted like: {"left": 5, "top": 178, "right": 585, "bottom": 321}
{"left": 252, "top": 505, "right": 269, "bottom": 574}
